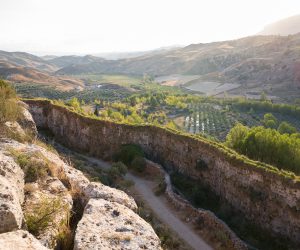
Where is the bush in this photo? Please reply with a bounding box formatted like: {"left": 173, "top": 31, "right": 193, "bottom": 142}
{"left": 0, "top": 79, "right": 21, "bottom": 123}
{"left": 278, "top": 121, "right": 297, "bottom": 134}
{"left": 114, "top": 144, "right": 144, "bottom": 165}
{"left": 25, "top": 196, "right": 69, "bottom": 236}
{"left": 108, "top": 162, "right": 128, "bottom": 181}
{"left": 10, "top": 150, "right": 49, "bottom": 183}
{"left": 131, "top": 156, "right": 146, "bottom": 172}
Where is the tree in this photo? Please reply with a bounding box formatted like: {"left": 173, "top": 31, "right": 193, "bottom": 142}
{"left": 278, "top": 122, "right": 297, "bottom": 135}
{"left": 262, "top": 113, "right": 277, "bottom": 128}
{"left": 225, "top": 123, "right": 249, "bottom": 150}
{"left": 226, "top": 124, "right": 300, "bottom": 174}
{"left": 67, "top": 97, "right": 81, "bottom": 111}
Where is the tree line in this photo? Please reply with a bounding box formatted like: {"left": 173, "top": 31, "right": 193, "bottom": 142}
{"left": 225, "top": 122, "right": 300, "bottom": 174}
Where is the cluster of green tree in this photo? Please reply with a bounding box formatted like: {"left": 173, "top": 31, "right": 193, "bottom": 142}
{"left": 262, "top": 113, "right": 298, "bottom": 134}
{"left": 0, "top": 79, "right": 21, "bottom": 123}
{"left": 127, "top": 92, "right": 188, "bottom": 110}
{"left": 232, "top": 99, "right": 300, "bottom": 118}
{"left": 113, "top": 144, "right": 146, "bottom": 172}
{"left": 14, "top": 83, "right": 131, "bottom": 103}
{"left": 91, "top": 93, "right": 181, "bottom": 128}
{"left": 225, "top": 123, "right": 300, "bottom": 174}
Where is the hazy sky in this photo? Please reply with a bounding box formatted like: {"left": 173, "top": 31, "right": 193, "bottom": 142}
{"left": 0, "top": 0, "right": 299, "bottom": 55}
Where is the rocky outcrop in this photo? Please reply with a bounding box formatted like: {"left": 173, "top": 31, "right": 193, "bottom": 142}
{"left": 18, "top": 101, "right": 38, "bottom": 138}
{"left": 0, "top": 138, "right": 157, "bottom": 249}
{"left": 0, "top": 230, "right": 49, "bottom": 250}
{"left": 26, "top": 99, "right": 300, "bottom": 245}
{"left": 74, "top": 199, "right": 162, "bottom": 250}
{"left": 23, "top": 177, "right": 73, "bottom": 248}
{"left": 0, "top": 152, "right": 24, "bottom": 233}
{"left": 83, "top": 182, "right": 137, "bottom": 211}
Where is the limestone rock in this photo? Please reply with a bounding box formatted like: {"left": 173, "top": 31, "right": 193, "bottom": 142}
{"left": 0, "top": 230, "right": 49, "bottom": 250}
{"left": 74, "top": 199, "right": 161, "bottom": 250}
{"left": 18, "top": 101, "right": 38, "bottom": 138}
{"left": 23, "top": 177, "right": 73, "bottom": 249}
{"left": 0, "top": 152, "right": 24, "bottom": 233}
{"left": 0, "top": 152, "right": 24, "bottom": 202}
{"left": 0, "top": 175, "right": 24, "bottom": 233}
{"left": 83, "top": 182, "right": 137, "bottom": 211}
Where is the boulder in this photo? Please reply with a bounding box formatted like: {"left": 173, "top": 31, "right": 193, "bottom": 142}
{"left": 74, "top": 199, "right": 161, "bottom": 250}
{"left": 0, "top": 230, "right": 49, "bottom": 250}
{"left": 0, "top": 175, "right": 24, "bottom": 233}
{"left": 83, "top": 182, "right": 137, "bottom": 211}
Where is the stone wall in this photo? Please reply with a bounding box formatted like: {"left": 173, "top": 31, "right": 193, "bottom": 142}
{"left": 26, "top": 100, "right": 300, "bottom": 245}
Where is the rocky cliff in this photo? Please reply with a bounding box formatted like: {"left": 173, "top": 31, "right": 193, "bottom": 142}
{"left": 26, "top": 99, "right": 300, "bottom": 247}
{"left": 0, "top": 102, "right": 161, "bottom": 249}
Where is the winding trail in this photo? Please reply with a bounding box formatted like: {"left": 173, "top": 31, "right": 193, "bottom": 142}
{"left": 77, "top": 153, "right": 213, "bottom": 250}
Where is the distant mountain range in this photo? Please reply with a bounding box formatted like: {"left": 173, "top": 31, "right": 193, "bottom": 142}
{"left": 258, "top": 15, "right": 300, "bottom": 36}
{"left": 55, "top": 34, "right": 300, "bottom": 86}
{"left": 0, "top": 15, "right": 300, "bottom": 99}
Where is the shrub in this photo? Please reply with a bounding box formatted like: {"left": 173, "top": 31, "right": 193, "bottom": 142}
{"left": 0, "top": 79, "right": 21, "bottom": 123}
{"left": 131, "top": 156, "right": 146, "bottom": 172}
{"left": 114, "top": 144, "right": 144, "bottom": 165}
{"left": 25, "top": 196, "right": 70, "bottom": 236}
{"left": 10, "top": 150, "right": 49, "bottom": 183}
{"left": 112, "top": 161, "right": 128, "bottom": 176}
{"left": 108, "top": 162, "right": 128, "bottom": 180}
{"left": 278, "top": 121, "right": 297, "bottom": 134}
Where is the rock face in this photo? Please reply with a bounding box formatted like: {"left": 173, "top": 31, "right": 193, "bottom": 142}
{"left": 0, "top": 139, "right": 156, "bottom": 249}
{"left": 26, "top": 99, "right": 300, "bottom": 245}
{"left": 0, "top": 230, "right": 48, "bottom": 250}
{"left": 18, "top": 101, "right": 38, "bottom": 138}
{"left": 0, "top": 152, "right": 24, "bottom": 233}
{"left": 74, "top": 199, "right": 162, "bottom": 250}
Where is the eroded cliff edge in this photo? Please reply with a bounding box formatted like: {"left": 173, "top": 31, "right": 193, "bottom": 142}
{"left": 0, "top": 102, "right": 162, "bottom": 250}
{"left": 26, "top": 99, "right": 300, "bottom": 247}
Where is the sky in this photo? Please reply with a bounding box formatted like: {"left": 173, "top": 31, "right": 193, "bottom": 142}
{"left": 0, "top": 0, "right": 300, "bottom": 55}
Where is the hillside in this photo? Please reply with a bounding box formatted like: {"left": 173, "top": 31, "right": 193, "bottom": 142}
{"left": 0, "top": 51, "right": 84, "bottom": 90}
{"left": 55, "top": 34, "right": 300, "bottom": 96}
{"left": 48, "top": 55, "right": 105, "bottom": 68}
{"left": 258, "top": 15, "right": 300, "bottom": 36}
{"left": 0, "top": 50, "right": 57, "bottom": 72}
{"left": 1, "top": 33, "right": 300, "bottom": 100}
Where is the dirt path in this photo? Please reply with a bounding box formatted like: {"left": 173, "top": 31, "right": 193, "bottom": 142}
{"left": 76, "top": 153, "right": 212, "bottom": 250}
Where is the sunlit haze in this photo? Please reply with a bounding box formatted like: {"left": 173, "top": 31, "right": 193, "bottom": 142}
{"left": 0, "top": 0, "right": 300, "bottom": 55}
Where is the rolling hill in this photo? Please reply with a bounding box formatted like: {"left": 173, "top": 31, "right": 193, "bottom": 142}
{"left": 0, "top": 51, "right": 84, "bottom": 90}
{"left": 258, "top": 15, "right": 300, "bottom": 36}
{"left": 56, "top": 34, "right": 300, "bottom": 84}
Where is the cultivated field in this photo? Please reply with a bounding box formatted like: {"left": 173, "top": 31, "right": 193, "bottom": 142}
{"left": 155, "top": 74, "right": 200, "bottom": 86}
{"left": 185, "top": 81, "right": 240, "bottom": 95}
